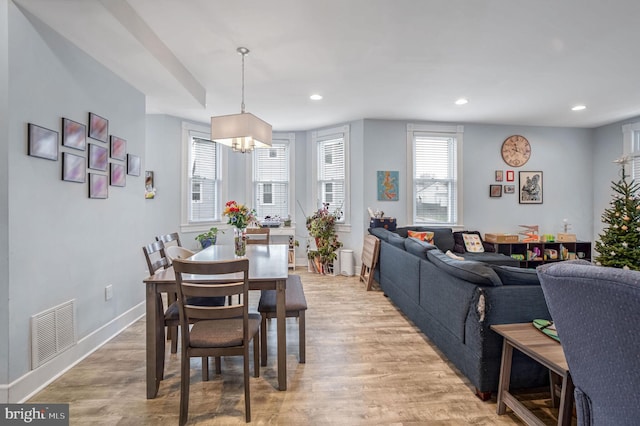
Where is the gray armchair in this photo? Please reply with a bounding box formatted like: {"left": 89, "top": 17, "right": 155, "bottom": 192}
{"left": 537, "top": 262, "right": 640, "bottom": 426}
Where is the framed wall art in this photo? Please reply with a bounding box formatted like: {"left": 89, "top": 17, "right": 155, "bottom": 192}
{"left": 62, "top": 118, "right": 86, "bottom": 151}
{"left": 506, "top": 170, "right": 515, "bottom": 182}
{"left": 495, "top": 170, "right": 503, "bottom": 182}
{"left": 27, "top": 123, "right": 58, "bottom": 161}
{"left": 377, "top": 170, "right": 398, "bottom": 201}
{"left": 490, "top": 184, "right": 502, "bottom": 198}
{"left": 88, "top": 143, "right": 108, "bottom": 171}
{"left": 110, "top": 136, "right": 126, "bottom": 161}
{"left": 110, "top": 163, "right": 126, "bottom": 187}
{"left": 88, "top": 173, "right": 108, "bottom": 199}
{"left": 88, "top": 112, "right": 108, "bottom": 142}
{"left": 519, "top": 171, "right": 543, "bottom": 204}
{"left": 62, "top": 152, "right": 86, "bottom": 183}
{"left": 145, "top": 171, "right": 156, "bottom": 199}
{"left": 127, "top": 154, "right": 141, "bottom": 176}
{"left": 504, "top": 184, "right": 515, "bottom": 194}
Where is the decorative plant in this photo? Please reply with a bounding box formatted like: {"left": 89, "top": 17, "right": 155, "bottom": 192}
{"left": 223, "top": 200, "right": 256, "bottom": 230}
{"left": 195, "top": 227, "right": 223, "bottom": 248}
{"left": 306, "top": 203, "right": 343, "bottom": 274}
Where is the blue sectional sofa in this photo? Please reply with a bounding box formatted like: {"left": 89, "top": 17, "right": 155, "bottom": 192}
{"left": 369, "top": 226, "right": 552, "bottom": 399}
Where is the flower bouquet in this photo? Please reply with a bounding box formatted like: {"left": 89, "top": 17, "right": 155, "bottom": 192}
{"left": 223, "top": 201, "right": 256, "bottom": 255}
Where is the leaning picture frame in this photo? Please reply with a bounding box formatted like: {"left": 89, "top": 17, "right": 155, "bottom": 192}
{"left": 127, "top": 154, "right": 141, "bottom": 176}
{"left": 490, "top": 184, "right": 502, "bottom": 198}
{"left": 519, "top": 171, "right": 543, "bottom": 204}
{"left": 62, "top": 152, "right": 86, "bottom": 183}
{"left": 88, "top": 173, "right": 108, "bottom": 199}
{"left": 62, "top": 118, "right": 87, "bottom": 151}
{"left": 88, "top": 112, "right": 108, "bottom": 142}
{"left": 27, "top": 123, "right": 58, "bottom": 161}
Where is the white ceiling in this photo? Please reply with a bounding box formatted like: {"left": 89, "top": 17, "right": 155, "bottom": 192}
{"left": 13, "top": 0, "right": 640, "bottom": 131}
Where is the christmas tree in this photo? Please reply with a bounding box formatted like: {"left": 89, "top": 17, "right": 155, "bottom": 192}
{"left": 594, "top": 157, "right": 640, "bottom": 270}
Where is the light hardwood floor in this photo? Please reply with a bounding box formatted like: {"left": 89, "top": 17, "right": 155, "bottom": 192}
{"left": 29, "top": 269, "right": 568, "bottom": 425}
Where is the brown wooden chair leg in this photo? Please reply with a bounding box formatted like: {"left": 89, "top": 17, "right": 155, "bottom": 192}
{"left": 179, "top": 350, "right": 190, "bottom": 426}
{"left": 215, "top": 356, "right": 222, "bottom": 375}
{"left": 201, "top": 357, "right": 208, "bottom": 381}
{"left": 253, "top": 333, "right": 260, "bottom": 377}
{"left": 260, "top": 314, "right": 268, "bottom": 366}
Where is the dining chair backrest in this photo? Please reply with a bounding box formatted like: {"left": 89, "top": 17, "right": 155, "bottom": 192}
{"left": 246, "top": 227, "right": 270, "bottom": 245}
{"left": 142, "top": 240, "right": 169, "bottom": 275}
{"left": 165, "top": 245, "right": 195, "bottom": 262}
{"left": 157, "top": 232, "right": 182, "bottom": 247}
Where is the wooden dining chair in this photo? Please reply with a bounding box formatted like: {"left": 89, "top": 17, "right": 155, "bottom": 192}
{"left": 173, "top": 258, "right": 261, "bottom": 424}
{"left": 360, "top": 235, "right": 380, "bottom": 291}
{"left": 155, "top": 233, "right": 183, "bottom": 349}
{"left": 156, "top": 232, "right": 182, "bottom": 248}
{"left": 165, "top": 245, "right": 194, "bottom": 262}
{"left": 246, "top": 227, "right": 270, "bottom": 244}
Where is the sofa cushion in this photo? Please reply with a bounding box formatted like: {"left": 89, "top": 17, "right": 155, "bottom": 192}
{"left": 463, "top": 252, "right": 521, "bottom": 266}
{"left": 405, "top": 237, "right": 438, "bottom": 259}
{"left": 463, "top": 233, "right": 485, "bottom": 252}
{"left": 407, "top": 230, "right": 435, "bottom": 244}
{"left": 388, "top": 232, "right": 407, "bottom": 250}
{"left": 369, "top": 227, "right": 392, "bottom": 242}
{"left": 421, "top": 227, "right": 455, "bottom": 252}
{"left": 427, "top": 250, "right": 502, "bottom": 286}
{"left": 453, "top": 231, "right": 495, "bottom": 253}
{"left": 491, "top": 265, "right": 540, "bottom": 285}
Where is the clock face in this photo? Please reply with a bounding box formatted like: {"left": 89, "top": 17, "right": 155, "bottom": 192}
{"left": 501, "top": 135, "right": 531, "bottom": 167}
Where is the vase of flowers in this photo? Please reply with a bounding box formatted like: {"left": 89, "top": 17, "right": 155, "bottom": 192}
{"left": 223, "top": 200, "right": 256, "bottom": 256}
{"left": 306, "top": 203, "right": 343, "bottom": 274}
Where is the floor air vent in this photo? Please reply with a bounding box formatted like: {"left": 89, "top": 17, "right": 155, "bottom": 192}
{"left": 31, "top": 299, "right": 77, "bottom": 369}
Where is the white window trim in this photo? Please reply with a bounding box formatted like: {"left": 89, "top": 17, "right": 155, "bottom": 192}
{"left": 406, "top": 123, "right": 464, "bottom": 227}
{"left": 311, "top": 124, "right": 351, "bottom": 232}
{"left": 245, "top": 132, "right": 296, "bottom": 222}
{"left": 180, "top": 121, "right": 228, "bottom": 233}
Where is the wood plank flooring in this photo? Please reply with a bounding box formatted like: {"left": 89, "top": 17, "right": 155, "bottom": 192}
{"left": 29, "top": 269, "right": 569, "bottom": 425}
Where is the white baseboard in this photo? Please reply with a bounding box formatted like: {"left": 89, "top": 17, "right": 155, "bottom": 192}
{"left": 2, "top": 301, "right": 145, "bottom": 403}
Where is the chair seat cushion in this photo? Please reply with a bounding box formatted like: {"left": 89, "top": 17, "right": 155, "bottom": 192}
{"left": 189, "top": 314, "right": 260, "bottom": 348}
{"left": 165, "top": 296, "right": 226, "bottom": 320}
{"left": 258, "top": 275, "right": 308, "bottom": 313}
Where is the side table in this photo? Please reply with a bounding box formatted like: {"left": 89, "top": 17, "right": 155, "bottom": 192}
{"left": 491, "top": 323, "right": 574, "bottom": 426}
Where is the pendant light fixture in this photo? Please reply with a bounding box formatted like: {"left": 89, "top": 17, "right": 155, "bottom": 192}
{"left": 210, "top": 47, "right": 272, "bottom": 153}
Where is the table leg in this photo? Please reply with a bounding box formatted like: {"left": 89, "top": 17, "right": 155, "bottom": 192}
{"left": 276, "top": 278, "right": 287, "bottom": 391}
{"left": 146, "top": 284, "right": 163, "bottom": 399}
{"left": 558, "top": 372, "right": 575, "bottom": 426}
{"left": 496, "top": 341, "right": 514, "bottom": 415}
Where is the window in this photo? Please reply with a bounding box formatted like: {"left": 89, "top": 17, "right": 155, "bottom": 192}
{"left": 407, "top": 124, "right": 463, "bottom": 225}
{"left": 312, "top": 125, "right": 350, "bottom": 224}
{"left": 252, "top": 134, "right": 294, "bottom": 219}
{"left": 622, "top": 122, "right": 640, "bottom": 179}
{"left": 181, "top": 122, "right": 225, "bottom": 230}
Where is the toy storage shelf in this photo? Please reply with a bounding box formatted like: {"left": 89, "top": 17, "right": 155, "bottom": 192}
{"left": 491, "top": 241, "right": 592, "bottom": 268}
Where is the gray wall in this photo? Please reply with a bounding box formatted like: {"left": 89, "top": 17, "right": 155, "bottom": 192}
{"left": 1, "top": 0, "right": 10, "bottom": 393}
{"left": 5, "top": 2, "right": 146, "bottom": 394}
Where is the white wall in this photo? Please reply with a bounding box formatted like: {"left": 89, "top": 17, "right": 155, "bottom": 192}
{"left": 4, "top": 3, "right": 146, "bottom": 400}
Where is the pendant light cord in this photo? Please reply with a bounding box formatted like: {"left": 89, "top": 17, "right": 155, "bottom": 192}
{"left": 237, "top": 47, "right": 249, "bottom": 114}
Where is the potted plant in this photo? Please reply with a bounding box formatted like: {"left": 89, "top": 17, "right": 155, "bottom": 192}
{"left": 306, "top": 203, "right": 343, "bottom": 274}
{"left": 195, "top": 227, "right": 223, "bottom": 249}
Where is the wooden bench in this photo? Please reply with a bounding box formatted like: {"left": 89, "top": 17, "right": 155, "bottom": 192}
{"left": 258, "top": 274, "right": 307, "bottom": 365}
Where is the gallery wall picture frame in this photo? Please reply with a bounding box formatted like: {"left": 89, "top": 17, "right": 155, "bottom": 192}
{"left": 88, "top": 112, "right": 108, "bottom": 142}
{"left": 110, "top": 136, "right": 126, "bottom": 161}
{"left": 495, "top": 170, "right": 503, "bottom": 182}
{"left": 62, "top": 152, "right": 86, "bottom": 183}
{"left": 519, "top": 171, "right": 543, "bottom": 204}
{"left": 110, "top": 163, "right": 126, "bottom": 187}
{"left": 62, "top": 118, "right": 87, "bottom": 151}
{"left": 490, "top": 184, "right": 502, "bottom": 198}
{"left": 27, "top": 123, "right": 58, "bottom": 161}
{"left": 504, "top": 184, "right": 515, "bottom": 194}
{"left": 127, "top": 154, "right": 141, "bottom": 176}
{"left": 506, "top": 170, "right": 515, "bottom": 182}
{"left": 88, "top": 143, "right": 108, "bottom": 171}
{"left": 377, "top": 170, "right": 399, "bottom": 201}
{"left": 88, "top": 173, "right": 108, "bottom": 199}
{"left": 145, "top": 170, "right": 155, "bottom": 199}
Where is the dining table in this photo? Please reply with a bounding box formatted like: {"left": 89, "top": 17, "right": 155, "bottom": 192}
{"left": 143, "top": 243, "right": 289, "bottom": 398}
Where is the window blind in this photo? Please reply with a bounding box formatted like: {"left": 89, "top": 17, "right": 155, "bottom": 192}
{"left": 253, "top": 143, "right": 289, "bottom": 218}
{"left": 189, "top": 137, "right": 219, "bottom": 222}
{"left": 317, "top": 137, "right": 345, "bottom": 217}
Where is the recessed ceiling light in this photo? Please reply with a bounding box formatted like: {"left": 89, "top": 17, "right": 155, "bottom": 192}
{"left": 571, "top": 105, "right": 586, "bottom": 111}
{"left": 455, "top": 98, "right": 468, "bottom": 105}
{"left": 310, "top": 94, "right": 323, "bottom": 101}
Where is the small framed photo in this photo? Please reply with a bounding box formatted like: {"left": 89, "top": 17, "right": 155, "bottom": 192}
{"left": 88, "top": 173, "right": 108, "bottom": 199}
{"left": 62, "top": 118, "right": 86, "bottom": 151}
{"left": 62, "top": 152, "right": 86, "bottom": 183}
{"left": 110, "top": 163, "right": 126, "bottom": 187}
{"left": 490, "top": 184, "right": 502, "bottom": 198}
{"left": 88, "top": 143, "right": 108, "bottom": 171}
{"left": 110, "top": 136, "right": 126, "bottom": 161}
{"left": 495, "top": 170, "right": 503, "bottom": 182}
{"left": 506, "top": 170, "right": 515, "bottom": 182}
{"left": 519, "top": 171, "right": 543, "bottom": 204}
{"left": 504, "top": 184, "right": 515, "bottom": 194}
{"left": 88, "top": 112, "right": 108, "bottom": 142}
{"left": 127, "top": 154, "right": 141, "bottom": 176}
{"left": 27, "top": 123, "right": 58, "bottom": 161}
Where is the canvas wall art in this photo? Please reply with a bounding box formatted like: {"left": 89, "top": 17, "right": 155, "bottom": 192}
{"left": 377, "top": 170, "right": 398, "bottom": 201}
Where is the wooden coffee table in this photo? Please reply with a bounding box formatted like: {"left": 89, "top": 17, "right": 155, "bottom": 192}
{"left": 491, "top": 323, "right": 574, "bottom": 426}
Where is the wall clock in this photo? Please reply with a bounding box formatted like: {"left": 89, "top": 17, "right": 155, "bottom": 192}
{"left": 501, "top": 135, "right": 531, "bottom": 167}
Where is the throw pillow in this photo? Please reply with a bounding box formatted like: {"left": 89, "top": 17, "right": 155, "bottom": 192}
{"left": 463, "top": 233, "right": 485, "bottom": 253}
{"left": 407, "top": 230, "right": 435, "bottom": 244}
